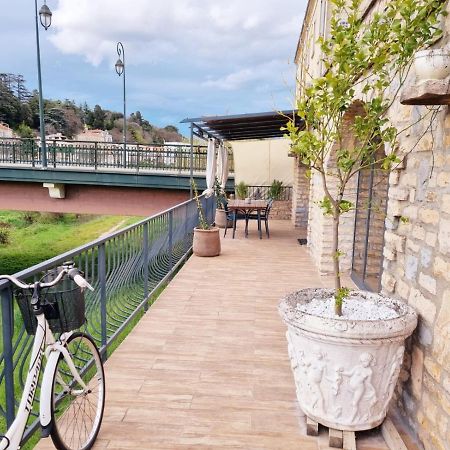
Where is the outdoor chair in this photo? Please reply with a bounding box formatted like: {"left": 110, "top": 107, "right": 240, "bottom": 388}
{"left": 222, "top": 199, "right": 247, "bottom": 239}
{"left": 246, "top": 198, "right": 273, "bottom": 238}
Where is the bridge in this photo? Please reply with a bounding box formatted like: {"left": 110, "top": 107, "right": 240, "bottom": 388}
{"left": 0, "top": 138, "right": 234, "bottom": 215}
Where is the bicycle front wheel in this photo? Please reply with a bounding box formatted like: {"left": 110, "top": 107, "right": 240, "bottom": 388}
{"left": 50, "top": 332, "right": 105, "bottom": 450}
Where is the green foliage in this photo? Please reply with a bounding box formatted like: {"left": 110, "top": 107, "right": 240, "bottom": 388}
{"left": 268, "top": 179, "right": 284, "bottom": 200}
{"left": 235, "top": 181, "right": 249, "bottom": 200}
{"left": 285, "top": 0, "right": 444, "bottom": 314}
{"left": 191, "top": 180, "right": 210, "bottom": 230}
{"left": 214, "top": 177, "right": 227, "bottom": 209}
{"left": 0, "top": 227, "right": 10, "bottom": 245}
{"left": 335, "top": 287, "right": 351, "bottom": 310}
{"left": 15, "top": 122, "right": 34, "bottom": 139}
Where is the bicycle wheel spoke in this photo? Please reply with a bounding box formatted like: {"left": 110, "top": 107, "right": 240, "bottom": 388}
{"left": 51, "top": 333, "right": 105, "bottom": 450}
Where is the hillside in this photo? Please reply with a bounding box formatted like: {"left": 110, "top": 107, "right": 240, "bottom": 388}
{"left": 0, "top": 72, "right": 184, "bottom": 144}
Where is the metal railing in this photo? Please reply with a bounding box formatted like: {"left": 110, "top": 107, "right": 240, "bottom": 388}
{"left": 246, "top": 185, "right": 293, "bottom": 201}
{"left": 0, "top": 138, "right": 234, "bottom": 173}
{"left": 0, "top": 195, "right": 215, "bottom": 444}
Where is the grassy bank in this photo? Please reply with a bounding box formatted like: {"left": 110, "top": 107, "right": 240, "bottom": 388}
{"left": 0, "top": 211, "right": 140, "bottom": 275}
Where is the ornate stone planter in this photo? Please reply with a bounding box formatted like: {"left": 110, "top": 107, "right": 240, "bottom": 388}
{"left": 279, "top": 288, "right": 417, "bottom": 431}
{"left": 193, "top": 227, "right": 221, "bottom": 257}
{"left": 414, "top": 49, "right": 450, "bottom": 82}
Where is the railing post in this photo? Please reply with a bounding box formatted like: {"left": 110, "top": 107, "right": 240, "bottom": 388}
{"left": 12, "top": 142, "right": 16, "bottom": 164}
{"left": 143, "top": 222, "right": 149, "bottom": 311}
{"left": 169, "top": 210, "right": 173, "bottom": 271}
{"left": 53, "top": 140, "right": 57, "bottom": 168}
{"left": 94, "top": 142, "right": 98, "bottom": 171}
{"left": 98, "top": 243, "right": 107, "bottom": 360}
{"left": 31, "top": 140, "right": 35, "bottom": 167}
{"left": 136, "top": 144, "right": 140, "bottom": 173}
{"left": 1, "top": 286, "right": 15, "bottom": 427}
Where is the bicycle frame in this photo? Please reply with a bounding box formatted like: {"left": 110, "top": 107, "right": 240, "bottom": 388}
{"left": 0, "top": 312, "right": 86, "bottom": 450}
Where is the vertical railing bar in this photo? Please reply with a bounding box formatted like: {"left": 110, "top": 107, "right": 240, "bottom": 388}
{"left": 1, "top": 286, "right": 16, "bottom": 427}
{"left": 143, "top": 222, "right": 149, "bottom": 311}
{"left": 98, "top": 244, "right": 107, "bottom": 360}
{"left": 168, "top": 211, "right": 174, "bottom": 272}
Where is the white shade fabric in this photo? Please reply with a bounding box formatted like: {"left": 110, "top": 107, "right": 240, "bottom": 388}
{"left": 217, "top": 144, "right": 229, "bottom": 190}
{"left": 203, "top": 138, "right": 217, "bottom": 197}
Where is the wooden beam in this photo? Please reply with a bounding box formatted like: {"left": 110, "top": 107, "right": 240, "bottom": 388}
{"left": 306, "top": 417, "right": 319, "bottom": 436}
{"left": 343, "top": 431, "right": 356, "bottom": 450}
{"left": 329, "top": 428, "right": 344, "bottom": 448}
{"left": 381, "top": 418, "right": 408, "bottom": 450}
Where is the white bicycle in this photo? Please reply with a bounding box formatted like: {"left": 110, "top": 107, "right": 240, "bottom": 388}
{"left": 0, "top": 262, "right": 105, "bottom": 450}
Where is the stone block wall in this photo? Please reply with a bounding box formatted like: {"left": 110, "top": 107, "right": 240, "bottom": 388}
{"left": 292, "top": 159, "right": 310, "bottom": 236}
{"left": 269, "top": 200, "right": 292, "bottom": 220}
{"left": 380, "top": 105, "right": 450, "bottom": 450}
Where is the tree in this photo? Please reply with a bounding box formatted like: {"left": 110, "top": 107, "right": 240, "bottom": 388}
{"left": 92, "top": 105, "right": 106, "bottom": 129}
{"left": 285, "top": 0, "right": 444, "bottom": 315}
{"left": 16, "top": 123, "right": 34, "bottom": 139}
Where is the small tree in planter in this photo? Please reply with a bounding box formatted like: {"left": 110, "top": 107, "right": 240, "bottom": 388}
{"left": 279, "top": 0, "right": 444, "bottom": 432}
{"left": 213, "top": 177, "right": 230, "bottom": 228}
{"left": 191, "top": 180, "right": 221, "bottom": 257}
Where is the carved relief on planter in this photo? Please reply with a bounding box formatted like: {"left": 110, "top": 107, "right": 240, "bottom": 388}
{"left": 280, "top": 288, "right": 417, "bottom": 431}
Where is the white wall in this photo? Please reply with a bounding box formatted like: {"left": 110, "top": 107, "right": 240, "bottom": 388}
{"left": 231, "top": 138, "right": 293, "bottom": 186}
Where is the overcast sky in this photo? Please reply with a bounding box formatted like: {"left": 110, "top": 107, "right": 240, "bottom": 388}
{"left": 3, "top": 0, "right": 305, "bottom": 134}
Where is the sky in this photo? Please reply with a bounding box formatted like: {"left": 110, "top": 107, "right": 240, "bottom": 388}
{"left": 3, "top": 0, "right": 305, "bottom": 135}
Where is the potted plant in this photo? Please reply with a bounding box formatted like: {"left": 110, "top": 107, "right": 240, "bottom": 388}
{"left": 213, "top": 177, "right": 231, "bottom": 229}
{"left": 191, "top": 180, "right": 221, "bottom": 257}
{"left": 235, "top": 181, "right": 248, "bottom": 200}
{"left": 268, "top": 179, "right": 284, "bottom": 200}
{"left": 279, "top": 0, "right": 443, "bottom": 432}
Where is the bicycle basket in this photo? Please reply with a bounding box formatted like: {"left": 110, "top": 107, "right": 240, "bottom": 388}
{"left": 16, "top": 277, "right": 86, "bottom": 335}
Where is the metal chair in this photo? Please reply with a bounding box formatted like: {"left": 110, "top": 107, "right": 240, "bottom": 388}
{"left": 246, "top": 198, "right": 273, "bottom": 238}
{"left": 222, "top": 199, "right": 246, "bottom": 239}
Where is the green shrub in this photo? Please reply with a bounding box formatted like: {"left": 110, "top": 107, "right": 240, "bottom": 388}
{"left": 0, "top": 227, "right": 10, "bottom": 245}
{"left": 235, "top": 181, "right": 248, "bottom": 200}
{"left": 268, "top": 180, "right": 284, "bottom": 200}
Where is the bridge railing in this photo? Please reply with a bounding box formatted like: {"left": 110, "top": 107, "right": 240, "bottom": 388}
{"left": 0, "top": 138, "right": 235, "bottom": 173}
{"left": 0, "top": 195, "right": 215, "bottom": 444}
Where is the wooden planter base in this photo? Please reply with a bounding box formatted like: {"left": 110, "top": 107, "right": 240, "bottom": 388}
{"left": 305, "top": 416, "right": 407, "bottom": 450}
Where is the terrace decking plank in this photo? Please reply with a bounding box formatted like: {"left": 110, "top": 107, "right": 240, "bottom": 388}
{"left": 36, "top": 220, "right": 388, "bottom": 450}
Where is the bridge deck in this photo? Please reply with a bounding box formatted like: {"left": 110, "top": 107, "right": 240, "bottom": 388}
{"left": 37, "top": 220, "right": 388, "bottom": 449}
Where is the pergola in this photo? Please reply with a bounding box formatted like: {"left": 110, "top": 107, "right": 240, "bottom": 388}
{"left": 181, "top": 110, "right": 303, "bottom": 195}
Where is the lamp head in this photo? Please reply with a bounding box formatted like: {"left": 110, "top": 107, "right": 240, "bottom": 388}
{"left": 39, "top": 3, "right": 52, "bottom": 30}
{"left": 115, "top": 58, "right": 124, "bottom": 76}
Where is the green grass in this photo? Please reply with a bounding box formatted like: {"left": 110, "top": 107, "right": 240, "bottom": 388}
{"left": 0, "top": 211, "right": 141, "bottom": 275}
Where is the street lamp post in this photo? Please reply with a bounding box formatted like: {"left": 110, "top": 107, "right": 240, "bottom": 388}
{"left": 34, "top": 0, "right": 52, "bottom": 169}
{"left": 115, "top": 42, "right": 126, "bottom": 168}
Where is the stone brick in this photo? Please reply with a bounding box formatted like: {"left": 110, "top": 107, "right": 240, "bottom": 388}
{"left": 387, "top": 200, "right": 404, "bottom": 217}
{"left": 403, "top": 205, "right": 418, "bottom": 221}
{"left": 419, "top": 272, "right": 437, "bottom": 295}
{"left": 409, "top": 287, "right": 437, "bottom": 324}
{"left": 407, "top": 239, "right": 420, "bottom": 253}
{"left": 412, "top": 225, "right": 426, "bottom": 241}
{"left": 425, "top": 232, "right": 437, "bottom": 247}
{"left": 389, "top": 171, "right": 400, "bottom": 185}
{"left": 390, "top": 186, "right": 410, "bottom": 201}
{"left": 409, "top": 188, "right": 416, "bottom": 203}
{"left": 396, "top": 279, "right": 410, "bottom": 300}
{"left": 422, "top": 391, "right": 438, "bottom": 422}
{"left": 438, "top": 218, "right": 450, "bottom": 254}
{"left": 442, "top": 194, "right": 450, "bottom": 215}
{"left": 411, "top": 346, "right": 424, "bottom": 399}
{"left": 437, "top": 171, "right": 450, "bottom": 187}
{"left": 419, "top": 209, "right": 440, "bottom": 225}
{"left": 420, "top": 248, "right": 432, "bottom": 268}
{"left": 381, "top": 272, "right": 396, "bottom": 293}
{"left": 405, "top": 255, "right": 419, "bottom": 280}
{"left": 424, "top": 356, "right": 442, "bottom": 382}
{"left": 384, "top": 231, "right": 406, "bottom": 252}
{"left": 433, "top": 257, "right": 450, "bottom": 282}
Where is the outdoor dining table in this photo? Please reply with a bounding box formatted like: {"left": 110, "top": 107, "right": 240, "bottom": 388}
{"left": 227, "top": 199, "right": 268, "bottom": 239}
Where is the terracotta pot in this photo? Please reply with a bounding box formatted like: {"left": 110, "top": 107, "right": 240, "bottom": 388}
{"left": 279, "top": 288, "right": 417, "bottom": 431}
{"left": 414, "top": 49, "right": 450, "bottom": 81}
{"left": 193, "top": 227, "right": 221, "bottom": 257}
{"left": 215, "top": 209, "right": 232, "bottom": 229}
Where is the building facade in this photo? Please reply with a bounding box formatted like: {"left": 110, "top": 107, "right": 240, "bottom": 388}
{"left": 294, "top": 1, "right": 450, "bottom": 449}
{"left": 0, "top": 122, "right": 16, "bottom": 138}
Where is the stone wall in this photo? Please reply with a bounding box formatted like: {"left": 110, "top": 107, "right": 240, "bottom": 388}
{"left": 380, "top": 104, "right": 450, "bottom": 450}
{"left": 292, "top": 158, "right": 310, "bottom": 237}
{"left": 295, "top": 2, "right": 450, "bottom": 448}
{"left": 269, "top": 200, "right": 292, "bottom": 220}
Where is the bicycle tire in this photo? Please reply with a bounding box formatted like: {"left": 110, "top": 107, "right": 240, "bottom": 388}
{"left": 50, "top": 332, "right": 105, "bottom": 450}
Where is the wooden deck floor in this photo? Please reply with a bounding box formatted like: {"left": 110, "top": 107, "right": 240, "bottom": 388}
{"left": 37, "top": 220, "right": 389, "bottom": 449}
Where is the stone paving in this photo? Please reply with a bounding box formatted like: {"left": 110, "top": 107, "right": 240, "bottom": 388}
{"left": 37, "top": 220, "right": 389, "bottom": 449}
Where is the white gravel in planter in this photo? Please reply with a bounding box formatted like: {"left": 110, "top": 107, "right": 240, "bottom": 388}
{"left": 297, "top": 296, "right": 400, "bottom": 320}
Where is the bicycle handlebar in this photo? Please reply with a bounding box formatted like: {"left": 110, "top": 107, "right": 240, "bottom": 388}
{"left": 0, "top": 264, "right": 94, "bottom": 292}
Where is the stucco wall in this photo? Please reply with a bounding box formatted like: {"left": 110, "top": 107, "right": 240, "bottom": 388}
{"left": 231, "top": 138, "right": 293, "bottom": 186}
